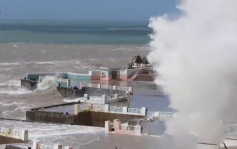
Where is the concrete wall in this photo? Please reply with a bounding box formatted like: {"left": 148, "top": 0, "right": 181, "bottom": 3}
{"left": 21, "top": 79, "right": 37, "bottom": 90}
{"left": 56, "top": 87, "right": 85, "bottom": 98}
{"left": 26, "top": 110, "right": 144, "bottom": 127}
{"left": 0, "top": 136, "right": 23, "bottom": 145}
{"left": 26, "top": 111, "right": 75, "bottom": 124}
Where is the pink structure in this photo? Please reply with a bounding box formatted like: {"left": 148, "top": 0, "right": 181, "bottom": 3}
{"left": 33, "top": 142, "right": 73, "bottom": 149}
{"left": 88, "top": 56, "right": 154, "bottom": 81}
{"left": 105, "top": 119, "right": 142, "bottom": 136}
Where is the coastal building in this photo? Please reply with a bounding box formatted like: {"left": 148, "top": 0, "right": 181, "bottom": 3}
{"left": 100, "top": 67, "right": 120, "bottom": 81}
{"left": 105, "top": 119, "right": 142, "bottom": 136}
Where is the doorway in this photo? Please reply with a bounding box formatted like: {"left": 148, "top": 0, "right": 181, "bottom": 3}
{"left": 112, "top": 71, "right": 117, "bottom": 80}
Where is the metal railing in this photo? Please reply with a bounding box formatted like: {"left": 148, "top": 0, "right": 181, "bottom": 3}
{"left": 89, "top": 96, "right": 102, "bottom": 101}
{"left": 110, "top": 106, "right": 123, "bottom": 113}
{"left": 128, "top": 108, "right": 141, "bottom": 114}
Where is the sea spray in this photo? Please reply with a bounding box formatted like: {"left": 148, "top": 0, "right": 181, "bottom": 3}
{"left": 37, "top": 76, "right": 56, "bottom": 90}
{"left": 148, "top": 0, "right": 237, "bottom": 148}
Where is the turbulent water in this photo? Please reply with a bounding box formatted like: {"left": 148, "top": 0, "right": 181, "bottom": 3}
{"left": 0, "top": 42, "right": 168, "bottom": 148}
{"left": 1, "top": 20, "right": 237, "bottom": 148}
{"left": 0, "top": 43, "right": 154, "bottom": 119}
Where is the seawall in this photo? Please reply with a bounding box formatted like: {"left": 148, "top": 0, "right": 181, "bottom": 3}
{"left": 0, "top": 136, "right": 23, "bottom": 144}
{"left": 26, "top": 111, "right": 144, "bottom": 127}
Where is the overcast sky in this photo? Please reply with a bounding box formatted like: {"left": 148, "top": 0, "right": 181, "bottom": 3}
{"left": 0, "top": 0, "right": 179, "bottom": 21}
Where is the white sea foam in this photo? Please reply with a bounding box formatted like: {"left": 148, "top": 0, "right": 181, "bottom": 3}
{"left": 149, "top": 0, "right": 237, "bottom": 148}
{"left": 0, "top": 120, "right": 104, "bottom": 146}
{"left": 0, "top": 79, "right": 32, "bottom": 95}
{"left": 63, "top": 98, "right": 82, "bottom": 103}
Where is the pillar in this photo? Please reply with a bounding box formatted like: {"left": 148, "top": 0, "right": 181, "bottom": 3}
{"left": 32, "top": 141, "right": 39, "bottom": 149}
{"left": 128, "top": 87, "right": 133, "bottom": 94}
{"left": 104, "top": 104, "right": 109, "bottom": 112}
{"left": 135, "top": 126, "right": 142, "bottom": 136}
{"left": 105, "top": 121, "right": 112, "bottom": 133}
{"left": 122, "top": 107, "right": 127, "bottom": 114}
{"left": 67, "top": 79, "right": 70, "bottom": 87}
{"left": 74, "top": 104, "right": 80, "bottom": 115}
{"left": 141, "top": 107, "right": 147, "bottom": 116}
{"left": 84, "top": 94, "right": 88, "bottom": 99}
{"left": 114, "top": 94, "right": 118, "bottom": 100}
{"left": 21, "top": 129, "right": 28, "bottom": 141}
{"left": 54, "top": 144, "right": 62, "bottom": 149}
{"left": 102, "top": 95, "right": 106, "bottom": 104}
{"left": 113, "top": 119, "right": 121, "bottom": 131}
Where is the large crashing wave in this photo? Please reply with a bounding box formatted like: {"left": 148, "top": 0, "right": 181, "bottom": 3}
{"left": 149, "top": 0, "right": 237, "bottom": 148}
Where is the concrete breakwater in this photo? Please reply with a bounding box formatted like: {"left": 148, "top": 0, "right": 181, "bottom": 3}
{"left": 21, "top": 78, "right": 132, "bottom": 100}
{"left": 0, "top": 136, "right": 23, "bottom": 145}
{"left": 26, "top": 102, "right": 145, "bottom": 127}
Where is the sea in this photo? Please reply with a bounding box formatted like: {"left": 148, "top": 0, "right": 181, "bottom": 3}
{"left": 0, "top": 20, "right": 170, "bottom": 149}
{"left": 0, "top": 20, "right": 151, "bottom": 45}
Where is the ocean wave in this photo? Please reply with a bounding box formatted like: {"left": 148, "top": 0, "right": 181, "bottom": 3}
{"left": 0, "top": 78, "right": 21, "bottom": 86}
{"left": 0, "top": 102, "right": 32, "bottom": 119}
{"left": 0, "top": 79, "right": 33, "bottom": 95}
{"left": 0, "top": 59, "right": 81, "bottom": 67}
{"left": 0, "top": 62, "right": 21, "bottom": 66}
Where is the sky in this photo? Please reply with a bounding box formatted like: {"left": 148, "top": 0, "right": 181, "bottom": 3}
{"left": 0, "top": 0, "right": 179, "bottom": 21}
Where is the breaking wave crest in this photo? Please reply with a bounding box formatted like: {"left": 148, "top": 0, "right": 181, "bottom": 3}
{"left": 0, "top": 79, "right": 32, "bottom": 95}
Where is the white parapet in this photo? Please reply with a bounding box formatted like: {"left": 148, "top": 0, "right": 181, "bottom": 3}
{"left": 104, "top": 104, "right": 109, "bottom": 112}
{"left": 122, "top": 107, "right": 128, "bottom": 113}
{"left": 54, "top": 144, "right": 62, "bottom": 149}
{"left": 0, "top": 127, "right": 28, "bottom": 141}
{"left": 21, "top": 129, "right": 28, "bottom": 141}
{"left": 114, "top": 94, "right": 118, "bottom": 99}
{"left": 105, "top": 121, "right": 112, "bottom": 133}
{"left": 134, "top": 126, "right": 142, "bottom": 136}
{"left": 33, "top": 142, "right": 63, "bottom": 149}
{"left": 67, "top": 79, "right": 70, "bottom": 87}
{"left": 74, "top": 104, "right": 80, "bottom": 115}
{"left": 97, "top": 84, "right": 101, "bottom": 88}
{"left": 84, "top": 94, "right": 88, "bottom": 99}
{"left": 128, "top": 87, "right": 133, "bottom": 93}
{"left": 141, "top": 107, "right": 147, "bottom": 116}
